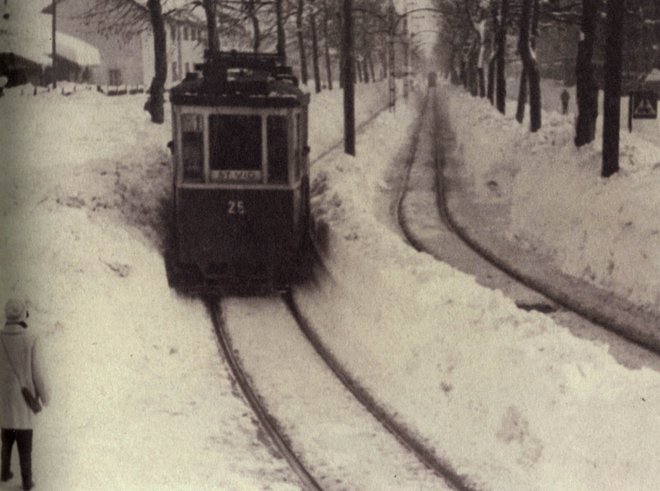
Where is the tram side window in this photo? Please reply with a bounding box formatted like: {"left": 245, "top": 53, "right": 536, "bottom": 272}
{"left": 181, "top": 114, "right": 204, "bottom": 181}
{"left": 209, "top": 115, "right": 262, "bottom": 181}
{"left": 267, "top": 116, "right": 288, "bottom": 183}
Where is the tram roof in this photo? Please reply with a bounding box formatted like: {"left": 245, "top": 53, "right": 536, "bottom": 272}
{"left": 170, "top": 51, "right": 310, "bottom": 108}
{"left": 170, "top": 76, "right": 310, "bottom": 108}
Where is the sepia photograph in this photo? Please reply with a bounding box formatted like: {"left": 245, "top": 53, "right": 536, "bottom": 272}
{"left": 1, "top": 0, "right": 659, "bottom": 489}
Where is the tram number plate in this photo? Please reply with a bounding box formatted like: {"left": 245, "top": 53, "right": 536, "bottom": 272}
{"left": 227, "top": 200, "right": 245, "bottom": 215}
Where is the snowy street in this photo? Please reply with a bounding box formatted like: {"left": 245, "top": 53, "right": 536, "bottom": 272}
{"left": 1, "top": 73, "right": 660, "bottom": 490}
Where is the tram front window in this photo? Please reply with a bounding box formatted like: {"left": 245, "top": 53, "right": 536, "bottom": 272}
{"left": 181, "top": 114, "right": 203, "bottom": 181}
{"left": 267, "top": 116, "right": 288, "bottom": 183}
{"left": 209, "top": 114, "right": 262, "bottom": 182}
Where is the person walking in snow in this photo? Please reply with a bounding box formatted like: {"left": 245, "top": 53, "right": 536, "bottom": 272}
{"left": 0, "top": 298, "right": 50, "bottom": 491}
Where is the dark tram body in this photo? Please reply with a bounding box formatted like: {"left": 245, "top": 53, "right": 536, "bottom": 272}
{"left": 167, "top": 51, "right": 311, "bottom": 291}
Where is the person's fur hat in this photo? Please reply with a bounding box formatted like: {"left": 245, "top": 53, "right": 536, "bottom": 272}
{"left": 5, "top": 298, "right": 27, "bottom": 324}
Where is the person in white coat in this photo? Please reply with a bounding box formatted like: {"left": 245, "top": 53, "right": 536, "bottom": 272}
{"left": 0, "top": 299, "right": 50, "bottom": 491}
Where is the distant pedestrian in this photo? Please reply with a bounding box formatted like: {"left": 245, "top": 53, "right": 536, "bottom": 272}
{"left": 560, "top": 88, "right": 570, "bottom": 115}
{"left": 0, "top": 298, "right": 50, "bottom": 491}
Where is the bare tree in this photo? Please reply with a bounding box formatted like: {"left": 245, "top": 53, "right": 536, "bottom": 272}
{"left": 602, "top": 0, "right": 624, "bottom": 177}
{"left": 296, "top": 0, "right": 308, "bottom": 83}
{"left": 144, "top": 0, "right": 167, "bottom": 124}
{"left": 574, "top": 0, "right": 599, "bottom": 146}
{"left": 201, "top": 0, "right": 219, "bottom": 52}
{"left": 516, "top": 0, "right": 541, "bottom": 131}
{"left": 322, "top": 0, "right": 334, "bottom": 89}
{"left": 309, "top": 0, "right": 322, "bottom": 92}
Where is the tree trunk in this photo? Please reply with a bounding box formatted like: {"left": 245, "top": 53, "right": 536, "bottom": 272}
{"left": 368, "top": 52, "right": 375, "bottom": 83}
{"left": 276, "top": 0, "right": 286, "bottom": 60}
{"left": 517, "top": 0, "right": 541, "bottom": 131}
{"left": 251, "top": 14, "right": 261, "bottom": 52}
{"left": 496, "top": 0, "right": 508, "bottom": 114}
{"left": 487, "top": 54, "right": 496, "bottom": 103}
{"left": 144, "top": 0, "right": 166, "bottom": 124}
{"left": 575, "top": 0, "right": 599, "bottom": 146}
{"left": 476, "top": 19, "right": 487, "bottom": 97}
{"left": 468, "top": 44, "right": 479, "bottom": 96}
{"left": 338, "top": 9, "right": 344, "bottom": 88}
{"left": 516, "top": 66, "right": 528, "bottom": 123}
{"left": 342, "top": 0, "right": 355, "bottom": 155}
{"left": 323, "top": 0, "right": 333, "bottom": 89}
{"left": 487, "top": 2, "right": 498, "bottom": 105}
{"left": 529, "top": 0, "right": 541, "bottom": 131}
{"left": 310, "top": 2, "right": 321, "bottom": 92}
{"left": 602, "top": 0, "right": 624, "bottom": 177}
{"left": 202, "top": 0, "right": 218, "bottom": 53}
{"left": 297, "top": 0, "right": 308, "bottom": 84}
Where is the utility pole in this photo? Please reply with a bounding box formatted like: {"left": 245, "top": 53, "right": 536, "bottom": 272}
{"left": 343, "top": 0, "right": 355, "bottom": 155}
{"left": 51, "top": 0, "right": 57, "bottom": 89}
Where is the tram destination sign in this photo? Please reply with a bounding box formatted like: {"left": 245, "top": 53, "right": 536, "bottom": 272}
{"left": 211, "top": 169, "right": 262, "bottom": 182}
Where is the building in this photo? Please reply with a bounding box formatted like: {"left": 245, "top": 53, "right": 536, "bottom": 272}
{"left": 42, "top": 0, "right": 206, "bottom": 89}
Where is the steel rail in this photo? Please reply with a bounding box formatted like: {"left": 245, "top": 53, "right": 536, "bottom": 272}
{"left": 204, "top": 296, "right": 323, "bottom": 491}
{"left": 282, "top": 290, "right": 477, "bottom": 491}
{"left": 428, "top": 89, "right": 660, "bottom": 356}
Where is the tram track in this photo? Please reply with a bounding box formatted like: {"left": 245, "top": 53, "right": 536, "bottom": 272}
{"left": 283, "top": 291, "right": 474, "bottom": 491}
{"left": 202, "top": 94, "right": 481, "bottom": 491}
{"left": 398, "top": 88, "right": 660, "bottom": 358}
{"left": 208, "top": 291, "right": 459, "bottom": 490}
{"left": 205, "top": 295, "right": 322, "bottom": 491}
{"left": 198, "top": 98, "right": 430, "bottom": 491}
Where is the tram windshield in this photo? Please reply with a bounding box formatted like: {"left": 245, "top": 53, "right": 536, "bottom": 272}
{"left": 209, "top": 114, "right": 262, "bottom": 182}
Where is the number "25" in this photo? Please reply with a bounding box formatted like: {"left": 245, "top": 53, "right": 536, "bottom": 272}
{"left": 227, "top": 200, "right": 245, "bottom": 215}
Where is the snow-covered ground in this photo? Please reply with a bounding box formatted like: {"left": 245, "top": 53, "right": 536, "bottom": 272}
{"left": 1, "top": 72, "right": 659, "bottom": 491}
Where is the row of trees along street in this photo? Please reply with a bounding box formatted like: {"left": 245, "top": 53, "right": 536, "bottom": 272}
{"left": 433, "top": 0, "right": 660, "bottom": 177}
{"left": 81, "top": 1, "right": 417, "bottom": 131}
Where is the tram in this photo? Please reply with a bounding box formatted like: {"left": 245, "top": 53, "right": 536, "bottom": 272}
{"left": 166, "top": 51, "right": 311, "bottom": 292}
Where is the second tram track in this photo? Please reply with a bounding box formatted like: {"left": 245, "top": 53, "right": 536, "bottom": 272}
{"left": 400, "top": 87, "right": 660, "bottom": 357}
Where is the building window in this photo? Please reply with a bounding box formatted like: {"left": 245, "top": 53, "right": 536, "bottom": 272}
{"left": 191, "top": 28, "right": 196, "bottom": 41}
{"left": 183, "top": 26, "right": 189, "bottom": 41}
{"left": 172, "top": 62, "right": 178, "bottom": 81}
{"left": 108, "top": 69, "right": 122, "bottom": 86}
{"left": 170, "top": 25, "right": 176, "bottom": 41}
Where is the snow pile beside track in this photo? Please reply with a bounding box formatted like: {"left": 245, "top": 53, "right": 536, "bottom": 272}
{"left": 296, "top": 94, "right": 660, "bottom": 490}
{"left": 444, "top": 86, "right": 660, "bottom": 310}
